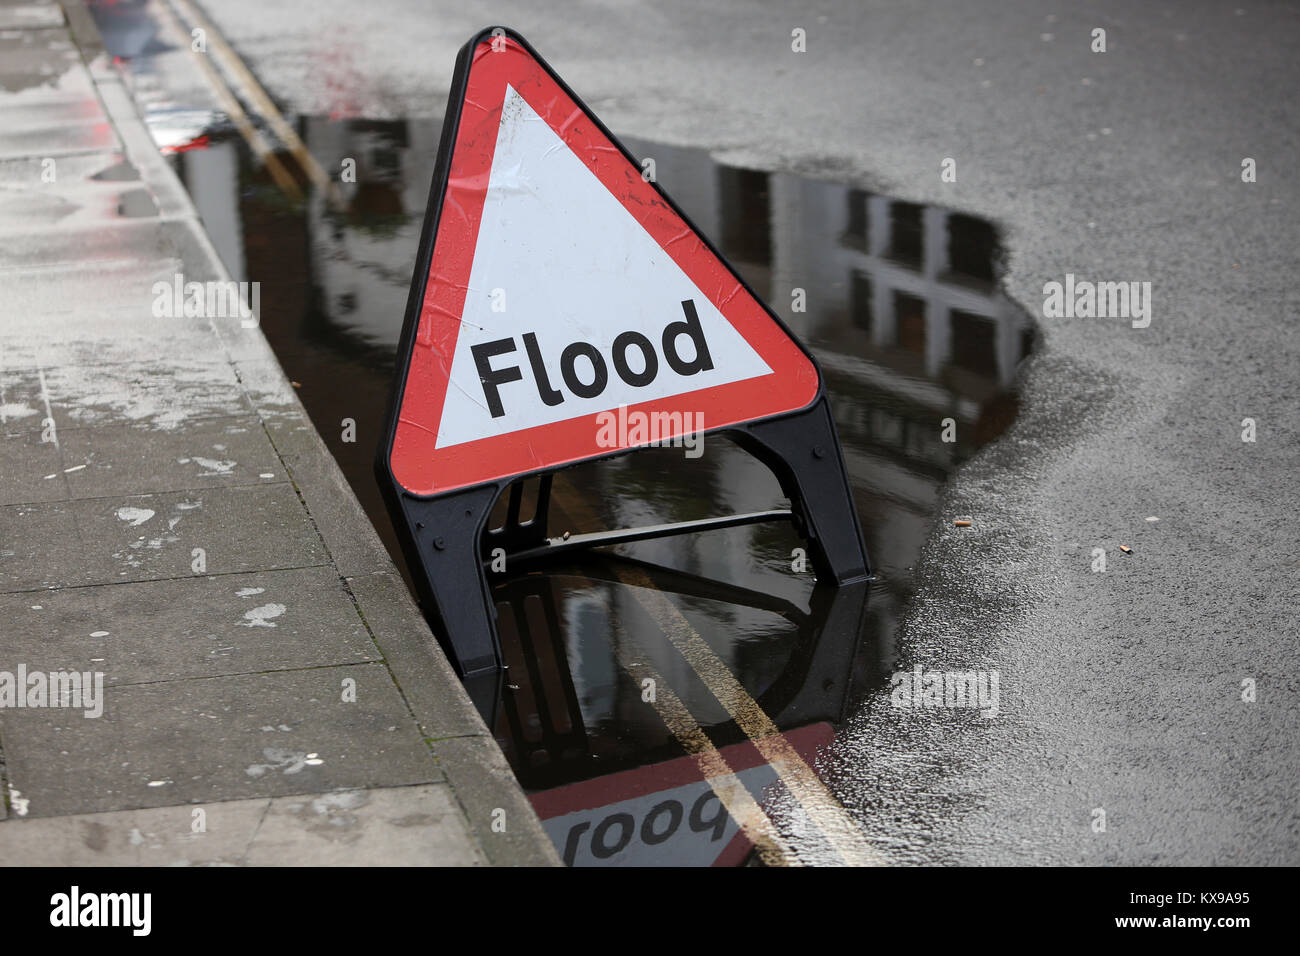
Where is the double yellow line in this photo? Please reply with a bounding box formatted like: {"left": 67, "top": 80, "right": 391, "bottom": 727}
{"left": 555, "top": 481, "right": 884, "bottom": 866}
{"left": 160, "top": 0, "right": 340, "bottom": 206}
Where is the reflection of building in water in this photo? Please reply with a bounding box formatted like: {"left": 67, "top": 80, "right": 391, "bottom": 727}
{"left": 176, "top": 139, "right": 246, "bottom": 283}
{"left": 299, "top": 117, "right": 436, "bottom": 350}
{"left": 612, "top": 137, "right": 1034, "bottom": 685}
{"left": 766, "top": 177, "right": 1033, "bottom": 664}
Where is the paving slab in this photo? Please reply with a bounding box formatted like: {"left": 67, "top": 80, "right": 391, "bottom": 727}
{"left": 0, "top": 783, "right": 485, "bottom": 865}
{"left": 0, "top": 565, "right": 379, "bottom": 685}
{"left": 58, "top": 415, "right": 283, "bottom": 499}
{"left": 0, "top": 256, "right": 182, "bottom": 322}
{"left": 0, "top": 29, "right": 117, "bottom": 160}
{"left": 0, "top": 662, "right": 441, "bottom": 817}
{"left": 431, "top": 734, "right": 560, "bottom": 867}
{"left": 66, "top": 483, "right": 329, "bottom": 586}
{"left": 0, "top": 499, "right": 80, "bottom": 592}
{"left": 0, "top": 427, "right": 67, "bottom": 505}
{"left": 0, "top": 151, "right": 155, "bottom": 235}
{"left": 0, "top": 1, "right": 63, "bottom": 31}
{"left": 0, "top": 484, "right": 328, "bottom": 590}
{"left": 0, "top": 305, "right": 225, "bottom": 372}
{"left": 0, "top": 217, "right": 173, "bottom": 269}
{"left": 38, "top": 359, "right": 252, "bottom": 430}
{"left": 266, "top": 416, "right": 393, "bottom": 577}
{"left": 347, "top": 571, "right": 486, "bottom": 739}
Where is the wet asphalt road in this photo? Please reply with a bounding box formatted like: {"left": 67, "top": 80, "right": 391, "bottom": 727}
{"left": 180, "top": 0, "right": 1298, "bottom": 864}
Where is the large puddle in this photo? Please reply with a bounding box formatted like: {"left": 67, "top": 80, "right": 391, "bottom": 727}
{"left": 91, "top": 0, "right": 1035, "bottom": 866}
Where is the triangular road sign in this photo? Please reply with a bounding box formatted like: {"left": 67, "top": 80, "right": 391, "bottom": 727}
{"left": 386, "top": 30, "right": 819, "bottom": 495}
{"left": 378, "top": 28, "right": 868, "bottom": 703}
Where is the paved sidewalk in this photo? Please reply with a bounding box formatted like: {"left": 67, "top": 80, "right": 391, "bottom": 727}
{"left": 0, "top": 0, "right": 558, "bottom": 865}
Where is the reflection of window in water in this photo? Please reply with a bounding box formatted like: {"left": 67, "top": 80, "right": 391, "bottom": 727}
{"left": 888, "top": 201, "right": 924, "bottom": 269}
{"left": 351, "top": 119, "right": 409, "bottom": 174}
{"left": 851, "top": 269, "right": 873, "bottom": 333}
{"left": 717, "top": 166, "right": 771, "bottom": 264}
{"left": 843, "top": 187, "right": 870, "bottom": 250}
{"left": 893, "top": 290, "right": 927, "bottom": 357}
{"left": 947, "top": 213, "right": 997, "bottom": 285}
{"left": 949, "top": 309, "right": 998, "bottom": 378}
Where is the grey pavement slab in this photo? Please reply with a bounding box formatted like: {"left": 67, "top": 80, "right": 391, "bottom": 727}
{"left": 0, "top": 662, "right": 441, "bottom": 818}
{"left": 0, "top": 428, "right": 66, "bottom": 504}
{"left": 67, "top": 483, "right": 329, "bottom": 586}
{"left": 37, "top": 359, "right": 252, "bottom": 430}
{"left": 430, "top": 734, "right": 560, "bottom": 867}
{"left": 0, "top": 307, "right": 229, "bottom": 375}
{"left": 0, "top": 1, "right": 63, "bottom": 30}
{"left": 0, "top": 256, "right": 180, "bottom": 321}
{"left": 0, "top": 483, "right": 327, "bottom": 591}
{"left": 346, "top": 571, "right": 487, "bottom": 739}
{"left": 267, "top": 417, "right": 393, "bottom": 577}
{"left": 0, "top": 499, "right": 79, "bottom": 591}
{"left": 58, "top": 415, "right": 283, "bottom": 499}
{"left": 0, "top": 27, "right": 117, "bottom": 160}
{"left": 0, "top": 217, "right": 171, "bottom": 269}
{"left": 0, "top": 565, "right": 379, "bottom": 685}
{"left": 0, "top": 151, "right": 156, "bottom": 234}
{"left": 346, "top": 573, "right": 560, "bottom": 863}
{"left": 0, "top": 784, "right": 486, "bottom": 865}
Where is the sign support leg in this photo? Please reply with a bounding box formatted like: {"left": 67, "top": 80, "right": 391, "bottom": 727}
{"left": 733, "top": 398, "right": 871, "bottom": 585}
{"left": 394, "top": 484, "right": 504, "bottom": 682}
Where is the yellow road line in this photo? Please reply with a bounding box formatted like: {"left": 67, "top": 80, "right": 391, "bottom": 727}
{"left": 550, "top": 477, "right": 884, "bottom": 866}
{"left": 614, "top": 564, "right": 885, "bottom": 866}
{"left": 153, "top": 0, "right": 300, "bottom": 198}
{"left": 169, "top": 0, "right": 341, "bottom": 204}
{"left": 607, "top": 641, "right": 794, "bottom": 867}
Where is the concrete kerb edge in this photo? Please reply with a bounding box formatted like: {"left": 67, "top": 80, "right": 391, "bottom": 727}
{"left": 55, "top": 0, "right": 561, "bottom": 866}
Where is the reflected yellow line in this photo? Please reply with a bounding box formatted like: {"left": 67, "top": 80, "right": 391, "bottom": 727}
{"left": 154, "top": 0, "right": 301, "bottom": 198}
{"left": 606, "top": 639, "right": 793, "bottom": 867}
{"left": 166, "top": 0, "right": 343, "bottom": 206}
{"left": 552, "top": 476, "right": 884, "bottom": 866}
{"left": 614, "top": 565, "right": 885, "bottom": 866}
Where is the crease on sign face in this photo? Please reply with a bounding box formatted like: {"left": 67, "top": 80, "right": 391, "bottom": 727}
{"left": 490, "top": 157, "right": 541, "bottom": 199}
{"left": 444, "top": 374, "right": 492, "bottom": 414}
{"left": 436, "top": 84, "right": 773, "bottom": 450}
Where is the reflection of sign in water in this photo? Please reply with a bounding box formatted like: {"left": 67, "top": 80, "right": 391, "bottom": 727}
{"left": 530, "top": 723, "right": 833, "bottom": 867}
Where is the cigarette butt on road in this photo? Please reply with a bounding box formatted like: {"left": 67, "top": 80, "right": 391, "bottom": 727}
{"left": 954, "top": 519, "right": 972, "bottom": 527}
{"left": 1120, "top": 545, "right": 1133, "bottom": 553}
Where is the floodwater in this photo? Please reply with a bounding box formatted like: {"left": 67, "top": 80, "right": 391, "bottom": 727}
{"left": 90, "top": 0, "right": 1035, "bottom": 866}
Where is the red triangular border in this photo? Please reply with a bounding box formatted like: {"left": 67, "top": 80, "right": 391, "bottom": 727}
{"left": 390, "top": 35, "right": 819, "bottom": 495}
